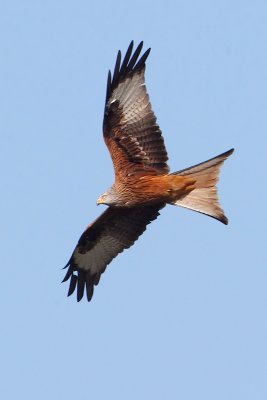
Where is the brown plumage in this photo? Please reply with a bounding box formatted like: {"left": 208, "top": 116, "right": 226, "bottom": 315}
{"left": 63, "top": 41, "right": 234, "bottom": 302}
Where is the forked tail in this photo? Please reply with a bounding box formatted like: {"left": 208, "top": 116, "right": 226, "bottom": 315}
{"left": 170, "top": 149, "right": 234, "bottom": 224}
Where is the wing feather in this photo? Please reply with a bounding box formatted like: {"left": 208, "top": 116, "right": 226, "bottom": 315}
{"left": 67, "top": 274, "right": 77, "bottom": 297}
{"left": 120, "top": 40, "right": 134, "bottom": 74}
{"left": 63, "top": 204, "right": 165, "bottom": 301}
{"left": 113, "top": 50, "right": 121, "bottom": 83}
{"left": 103, "top": 41, "right": 169, "bottom": 176}
{"left": 126, "top": 41, "right": 144, "bottom": 70}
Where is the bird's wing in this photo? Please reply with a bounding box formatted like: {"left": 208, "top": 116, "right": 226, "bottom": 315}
{"left": 103, "top": 41, "right": 169, "bottom": 178}
{"left": 63, "top": 204, "right": 165, "bottom": 301}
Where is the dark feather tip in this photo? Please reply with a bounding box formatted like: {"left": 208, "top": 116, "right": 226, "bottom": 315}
{"left": 77, "top": 272, "right": 86, "bottom": 302}
{"left": 105, "top": 41, "right": 150, "bottom": 106}
{"left": 62, "top": 266, "right": 72, "bottom": 283}
{"left": 67, "top": 274, "right": 78, "bottom": 296}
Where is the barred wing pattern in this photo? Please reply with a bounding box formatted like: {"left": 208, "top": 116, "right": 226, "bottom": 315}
{"left": 103, "top": 41, "right": 169, "bottom": 176}
{"left": 63, "top": 205, "right": 164, "bottom": 301}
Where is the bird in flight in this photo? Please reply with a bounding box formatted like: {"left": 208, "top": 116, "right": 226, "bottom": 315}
{"left": 62, "top": 41, "right": 234, "bottom": 302}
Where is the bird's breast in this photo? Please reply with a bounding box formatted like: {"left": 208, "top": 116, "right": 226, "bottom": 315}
{"left": 114, "top": 174, "right": 195, "bottom": 206}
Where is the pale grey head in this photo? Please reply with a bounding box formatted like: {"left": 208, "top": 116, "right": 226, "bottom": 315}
{"left": 97, "top": 186, "right": 121, "bottom": 206}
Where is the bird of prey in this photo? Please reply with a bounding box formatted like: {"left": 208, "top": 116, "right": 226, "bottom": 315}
{"left": 63, "top": 41, "right": 234, "bottom": 302}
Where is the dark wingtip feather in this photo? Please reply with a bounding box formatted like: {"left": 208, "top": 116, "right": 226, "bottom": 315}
{"left": 120, "top": 40, "right": 134, "bottom": 75}
{"left": 105, "top": 41, "right": 149, "bottom": 105}
{"left": 126, "top": 41, "right": 143, "bottom": 71}
{"left": 67, "top": 274, "right": 78, "bottom": 296}
{"left": 77, "top": 272, "right": 86, "bottom": 302}
{"left": 86, "top": 277, "right": 94, "bottom": 302}
{"left": 105, "top": 70, "right": 112, "bottom": 104}
{"left": 133, "top": 48, "right": 151, "bottom": 72}
{"left": 113, "top": 50, "right": 121, "bottom": 84}
{"left": 62, "top": 265, "right": 72, "bottom": 283}
{"left": 63, "top": 259, "right": 70, "bottom": 269}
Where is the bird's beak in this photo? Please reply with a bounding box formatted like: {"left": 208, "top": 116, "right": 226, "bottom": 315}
{"left": 96, "top": 196, "right": 103, "bottom": 206}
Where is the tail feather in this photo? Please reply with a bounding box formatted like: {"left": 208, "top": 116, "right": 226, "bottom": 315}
{"left": 170, "top": 149, "right": 234, "bottom": 224}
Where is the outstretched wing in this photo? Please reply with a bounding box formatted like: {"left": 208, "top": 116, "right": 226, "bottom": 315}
{"left": 63, "top": 204, "right": 165, "bottom": 302}
{"left": 103, "top": 41, "right": 169, "bottom": 178}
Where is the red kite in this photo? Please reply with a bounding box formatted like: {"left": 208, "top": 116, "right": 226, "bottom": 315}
{"left": 63, "top": 41, "right": 234, "bottom": 302}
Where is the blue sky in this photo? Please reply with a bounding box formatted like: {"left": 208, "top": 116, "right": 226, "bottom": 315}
{"left": 1, "top": 1, "right": 266, "bottom": 399}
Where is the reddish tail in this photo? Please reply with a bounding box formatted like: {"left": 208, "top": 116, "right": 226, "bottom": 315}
{"left": 170, "top": 149, "right": 234, "bottom": 224}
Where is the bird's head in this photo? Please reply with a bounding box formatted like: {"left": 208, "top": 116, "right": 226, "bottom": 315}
{"left": 97, "top": 187, "right": 118, "bottom": 206}
{"left": 96, "top": 193, "right": 109, "bottom": 206}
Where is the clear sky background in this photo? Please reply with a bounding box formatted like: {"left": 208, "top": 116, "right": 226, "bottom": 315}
{"left": 1, "top": 1, "right": 266, "bottom": 399}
